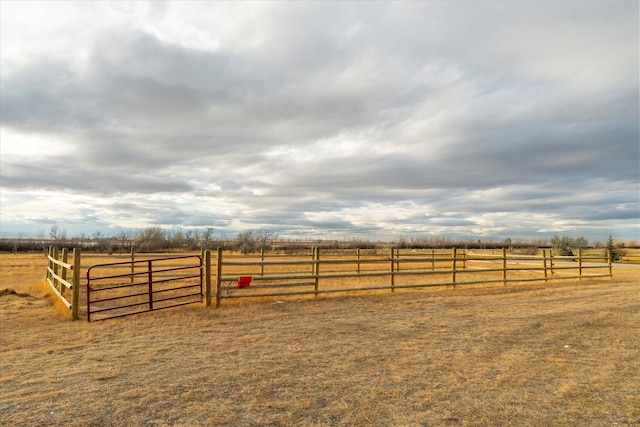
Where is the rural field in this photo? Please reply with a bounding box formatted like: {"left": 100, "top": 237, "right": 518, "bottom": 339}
{"left": 1, "top": 252, "right": 639, "bottom": 426}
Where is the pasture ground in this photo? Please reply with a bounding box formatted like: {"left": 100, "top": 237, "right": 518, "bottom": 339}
{"left": 1, "top": 253, "right": 639, "bottom": 426}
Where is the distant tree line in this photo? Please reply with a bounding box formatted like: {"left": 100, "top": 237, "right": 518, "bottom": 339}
{"left": 393, "top": 235, "right": 550, "bottom": 251}
{"left": 0, "top": 225, "right": 635, "bottom": 258}
{"left": 0, "top": 225, "right": 273, "bottom": 254}
{"left": 0, "top": 225, "right": 221, "bottom": 254}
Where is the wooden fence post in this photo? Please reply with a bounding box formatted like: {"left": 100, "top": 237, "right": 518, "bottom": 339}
{"left": 502, "top": 248, "right": 507, "bottom": 286}
{"left": 607, "top": 249, "right": 612, "bottom": 278}
{"left": 52, "top": 247, "right": 59, "bottom": 289}
{"left": 356, "top": 248, "right": 361, "bottom": 274}
{"left": 47, "top": 246, "right": 52, "bottom": 281}
{"left": 462, "top": 249, "right": 466, "bottom": 270}
{"left": 543, "top": 249, "right": 548, "bottom": 282}
{"left": 215, "top": 247, "right": 222, "bottom": 308}
{"left": 147, "top": 260, "right": 154, "bottom": 310}
{"left": 502, "top": 247, "right": 507, "bottom": 286}
{"left": 61, "top": 248, "right": 68, "bottom": 281}
{"left": 71, "top": 248, "right": 81, "bottom": 320}
{"left": 260, "top": 248, "right": 265, "bottom": 276}
{"left": 549, "top": 249, "right": 554, "bottom": 276}
{"left": 313, "top": 247, "right": 320, "bottom": 296}
{"left": 311, "top": 247, "right": 315, "bottom": 276}
{"left": 205, "top": 250, "right": 212, "bottom": 307}
{"left": 451, "top": 247, "right": 457, "bottom": 286}
{"left": 389, "top": 248, "right": 395, "bottom": 292}
{"left": 131, "top": 246, "right": 135, "bottom": 284}
{"left": 431, "top": 249, "right": 435, "bottom": 270}
{"left": 61, "top": 248, "right": 68, "bottom": 298}
{"left": 578, "top": 248, "right": 583, "bottom": 280}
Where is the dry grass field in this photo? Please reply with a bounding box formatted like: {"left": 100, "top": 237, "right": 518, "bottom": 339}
{"left": 1, "top": 252, "right": 639, "bottom": 426}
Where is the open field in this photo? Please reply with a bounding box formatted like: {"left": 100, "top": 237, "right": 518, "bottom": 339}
{"left": 1, "top": 253, "right": 639, "bottom": 426}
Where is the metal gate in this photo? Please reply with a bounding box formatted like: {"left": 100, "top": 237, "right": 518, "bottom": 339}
{"left": 87, "top": 255, "right": 202, "bottom": 321}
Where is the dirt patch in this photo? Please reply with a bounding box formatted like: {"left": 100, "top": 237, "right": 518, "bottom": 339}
{"left": 0, "top": 287, "right": 50, "bottom": 314}
{"left": 0, "top": 288, "right": 33, "bottom": 298}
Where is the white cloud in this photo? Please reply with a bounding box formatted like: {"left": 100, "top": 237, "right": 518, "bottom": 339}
{"left": 1, "top": 1, "right": 637, "bottom": 241}
{"left": 0, "top": 128, "right": 71, "bottom": 159}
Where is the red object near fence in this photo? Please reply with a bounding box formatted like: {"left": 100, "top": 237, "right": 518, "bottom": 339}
{"left": 237, "top": 276, "right": 252, "bottom": 288}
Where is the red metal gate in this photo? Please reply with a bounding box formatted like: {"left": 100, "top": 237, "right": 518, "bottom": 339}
{"left": 87, "top": 255, "right": 202, "bottom": 321}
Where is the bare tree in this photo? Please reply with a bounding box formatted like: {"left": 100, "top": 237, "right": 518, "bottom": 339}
{"left": 201, "top": 227, "right": 215, "bottom": 249}
{"left": 169, "top": 229, "right": 185, "bottom": 248}
{"left": 256, "top": 229, "right": 277, "bottom": 252}
{"left": 78, "top": 232, "right": 87, "bottom": 249}
{"left": 37, "top": 229, "right": 48, "bottom": 254}
{"left": 50, "top": 223, "right": 60, "bottom": 242}
{"left": 184, "top": 230, "right": 194, "bottom": 249}
{"left": 116, "top": 231, "right": 130, "bottom": 254}
{"left": 135, "top": 227, "right": 167, "bottom": 252}
{"left": 235, "top": 230, "right": 257, "bottom": 254}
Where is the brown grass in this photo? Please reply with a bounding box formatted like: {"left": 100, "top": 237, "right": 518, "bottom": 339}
{"left": 1, "top": 253, "right": 639, "bottom": 426}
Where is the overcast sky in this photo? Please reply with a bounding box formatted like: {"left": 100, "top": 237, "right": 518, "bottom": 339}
{"left": 1, "top": 1, "right": 638, "bottom": 242}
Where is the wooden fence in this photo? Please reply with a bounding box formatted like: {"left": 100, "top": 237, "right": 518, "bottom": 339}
{"left": 45, "top": 247, "right": 613, "bottom": 319}
{"left": 206, "top": 248, "right": 613, "bottom": 308}
{"left": 46, "top": 246, "right": 81, "bottom": 320}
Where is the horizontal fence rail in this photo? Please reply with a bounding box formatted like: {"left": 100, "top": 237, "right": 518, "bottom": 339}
{"left": 86, "top": 255, "right": 203, "bottom": 321}
{"left": 46, "top": 246, "right": 81, "bottom": 320}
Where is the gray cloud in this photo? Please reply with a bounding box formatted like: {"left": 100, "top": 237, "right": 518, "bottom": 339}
{"left": 1, "top": 1, "right": 638, "bottom": 241}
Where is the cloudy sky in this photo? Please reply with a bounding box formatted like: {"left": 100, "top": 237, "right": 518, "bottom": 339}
{"left": 1, "top": 1, "right": 638, "bottom": 242}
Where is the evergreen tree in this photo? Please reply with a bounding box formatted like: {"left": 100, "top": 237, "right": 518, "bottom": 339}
{"left": 606, "top": 235, "right": 620, "bottom": 261}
